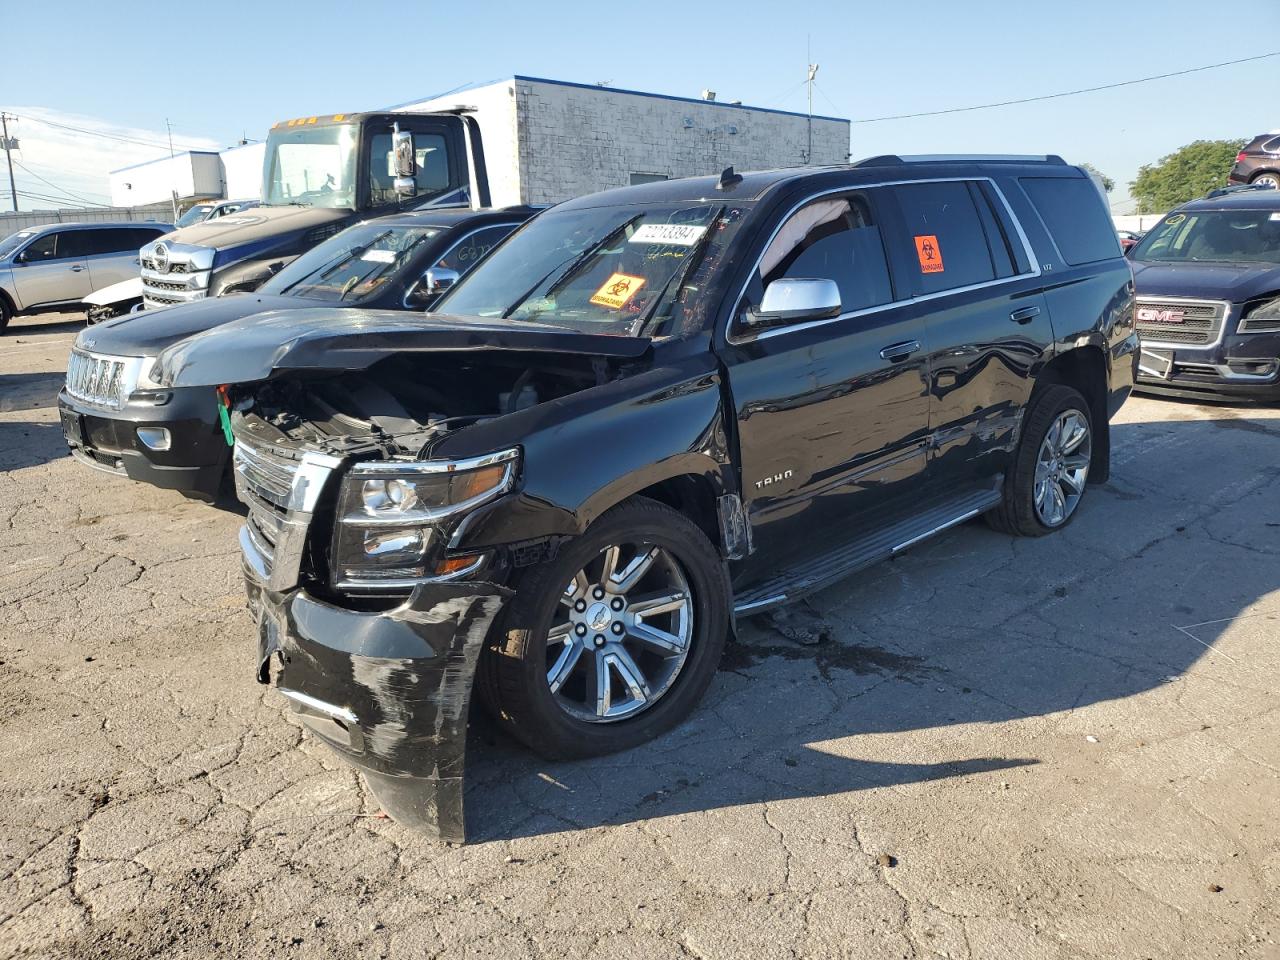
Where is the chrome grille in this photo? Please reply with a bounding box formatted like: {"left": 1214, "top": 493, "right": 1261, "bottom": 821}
{"left": 65, "top": 350, "right": 132, "bottom": 409}
{"left": 1135, "top": 297, "right": 1227, "bottom": 347}
{"left": 140, "top": 259, "right": 188, "bottom": 273}
{"left": 143, "top": 292, "right": 184, "bottom": 306}
{"left": 144, "top": 278, "right": 188, "bottom": 292}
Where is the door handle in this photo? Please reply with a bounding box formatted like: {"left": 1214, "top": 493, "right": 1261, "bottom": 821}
{"left": 1010, "top": 305, "right": 1040, "bottom": 324}
{"left": 879, "top": 340, "right": 921, "bottom": 362}
{"left": 69, "top": 265, "right": 85, "bottom": 272}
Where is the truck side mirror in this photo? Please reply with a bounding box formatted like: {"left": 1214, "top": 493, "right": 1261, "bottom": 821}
{"left": 742, "top": 278, "right": 842, "bottom": 331}
{"left": 392, "top": 124, "right": 417, "bottom": 199}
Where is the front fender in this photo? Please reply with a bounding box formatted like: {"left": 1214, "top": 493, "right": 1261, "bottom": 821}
{"left": 442, "top": 356, "right": 735, "bottom": 552}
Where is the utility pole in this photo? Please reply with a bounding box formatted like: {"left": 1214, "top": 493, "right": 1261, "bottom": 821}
{"left": 806, "top": 62, "right": 819, "bottom": 165}
{"left": 165, "top": 118, "right": 175, "bottom": 156}
{"left": 0, "top": 114, "right": 18, "bottom": 212}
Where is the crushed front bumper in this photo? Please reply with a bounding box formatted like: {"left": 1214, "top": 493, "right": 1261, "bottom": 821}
{"left": 1135, "top": 330, "right": 1280, "bottom": 403}
{"left": 247, "top": 569, "right": 511, "bottom": 842}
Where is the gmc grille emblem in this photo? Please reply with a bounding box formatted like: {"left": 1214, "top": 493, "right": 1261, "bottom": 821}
{"left": 1137, "top": 307, "right": 1185, "bottom": 324}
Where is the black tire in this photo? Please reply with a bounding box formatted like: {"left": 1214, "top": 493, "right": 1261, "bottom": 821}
{"left": 1249, "top": 171, "right": 1280, "bottom": 188}
{"left": 0, "top": 294, "right": 11, "bottom": 334}
{"left": 478, "top": 496, "right": 730, "bottom": 760}
{"left": 986, "top": 384, "right": 1093, "bottom": 537}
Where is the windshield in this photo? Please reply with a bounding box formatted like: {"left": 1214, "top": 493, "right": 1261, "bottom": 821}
{"left": 0, "top": 230, "right": 34, "bottom": 260}
{"left": 176, "top": 204, "right": 214, "bottom": 228}
{"left": 1131, "top": 209, "right": 1280, "bottom": 263}
{"left": 434, "top": 202, "right": 749, "bottom": 338}
{"left": 259, "top": 222, "right": 443, "bottom": 302}
{"left": 263, "top": 124, "right": 359, "bottom": 209}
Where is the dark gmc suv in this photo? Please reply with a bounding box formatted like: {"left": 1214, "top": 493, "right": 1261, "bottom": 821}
{"left": 157, "top": 156, "right": 1137, "bottom": 840}
{"left": 58, "top": 207, "right": 535, "bottom": 498}
{"left": 1129, "top": 188, "right": 1280, "bottom": 401}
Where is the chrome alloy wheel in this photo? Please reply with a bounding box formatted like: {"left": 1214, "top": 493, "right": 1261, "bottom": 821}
{"left": 1034, "top": 409, "right": 1092, "bottom": 527}
{"left": 545, "top": 542, "right": 694, "bottom": 723}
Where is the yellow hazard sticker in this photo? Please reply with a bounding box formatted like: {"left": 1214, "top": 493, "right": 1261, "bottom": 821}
{"left": 590, "top": 273, "right": 646, "bottom": 309}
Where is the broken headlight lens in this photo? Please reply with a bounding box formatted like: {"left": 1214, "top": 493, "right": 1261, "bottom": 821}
{"left": 332, "top": 448, "right": 519, "bottom": 587}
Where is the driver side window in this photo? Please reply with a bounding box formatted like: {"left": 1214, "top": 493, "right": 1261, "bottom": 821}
{"left": 758, "top": 192, "right": 894, "bottom": 316}
{"left": 21, "top": 233, "right": 61, "bottom": 262}
{"left": 368, "top": 132, "right": 451, "bottom": 206}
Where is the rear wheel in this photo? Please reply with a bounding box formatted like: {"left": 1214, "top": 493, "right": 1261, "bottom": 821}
{"left": 0, "top": 294, "right": 11, "bottom": 334}
{"left": 986, "top": 384, "right": 1093, "bottom": 536}
{"left": 478, "top": 497, "right": 729, "bottom": 760}
{"left": 1250, "top": 171, "right": 1280, "bottom": 189}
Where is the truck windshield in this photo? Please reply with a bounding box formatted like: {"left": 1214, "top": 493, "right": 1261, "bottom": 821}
{"left": 434, "top": 203, "right": 749, "bottom": 338}
{"left": 263, "top": 124, "right": 360, "bottom": 209}
{"left": 1131, "top": 209, "right": 1280, "bottom": 264}
{"left": 260, "top": 222, "right": 443, "bottom": 302}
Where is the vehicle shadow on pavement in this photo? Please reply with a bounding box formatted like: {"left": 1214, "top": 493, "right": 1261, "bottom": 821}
{"left": 0, "top": 420, "right": 69, "bottom": 471}
{"left": 459, "top": 411, "right": 1280, "bottom": 842}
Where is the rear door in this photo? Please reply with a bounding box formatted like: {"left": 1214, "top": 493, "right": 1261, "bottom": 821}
{"left": 11, "top": 230, "right": 90, "bottom": 307}
{"left": 886, "top": 179, "right": 1053, "bottom": 489}
{"left": 719, "top": 188, "right": 931, "bottom": 582}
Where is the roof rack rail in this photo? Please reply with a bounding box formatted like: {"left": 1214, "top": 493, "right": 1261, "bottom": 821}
{"left": 852, "top": 155, "right": 904, "bottom": 167}
{"left": 892, "top": 153, "right": 1068, "bottom": 165}
{"left": 1204, "top": 182, "right": 1276, "bottom": 199}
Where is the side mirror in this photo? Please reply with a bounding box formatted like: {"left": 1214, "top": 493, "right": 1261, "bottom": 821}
{"left": 406, "top": 267, "right": 461, "bottom": 308}
{"left": 743, "top": 278, "right": 842, "bottom": 331}
{"left": 392, "top": 124, "right": 417, "bottom": 199}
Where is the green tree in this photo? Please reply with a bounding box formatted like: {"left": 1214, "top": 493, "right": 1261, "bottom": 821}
{"left": 1079, "top": 163, "right": 1114, "bottom": 193}
{"left": 1130, "top": 139, "right": 1246, "bottom": 213}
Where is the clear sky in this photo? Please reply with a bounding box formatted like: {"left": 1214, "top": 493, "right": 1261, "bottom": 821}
{"left": 3, "top": 0, "right": 1278, "bottom": 212}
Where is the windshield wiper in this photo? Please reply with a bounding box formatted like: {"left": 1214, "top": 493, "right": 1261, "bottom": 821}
{"left": 502, "top": 214, "right": 644, "bottom": 319}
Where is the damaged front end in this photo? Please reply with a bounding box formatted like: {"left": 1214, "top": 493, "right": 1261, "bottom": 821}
{"left": 168, "top": 310, "right": 652, "bottom": 840}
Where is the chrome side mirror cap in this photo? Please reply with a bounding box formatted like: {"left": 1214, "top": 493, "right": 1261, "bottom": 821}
{"left": 744, "top": 278, "right": 842, "bottom": 330}
{"left": 406, "top": 267, "right": 462, "bottom": 309}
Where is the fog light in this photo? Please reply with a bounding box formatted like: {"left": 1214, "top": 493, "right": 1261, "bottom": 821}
{"left": 136, "top": 427, "right": 171, "bottom": 451}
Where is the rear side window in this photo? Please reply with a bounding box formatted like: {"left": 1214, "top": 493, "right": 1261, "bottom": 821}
{"left": 893, "top": 181, "right": 996, "bottom": 294}
{"left": 64, "top": 229, "right": 138, "bottom": 257}
{"left": 432, "top": 224, "right": 518, "bottom": 275}
{"left": 1020, "top": 177, "right": 1120, "bottom": 266}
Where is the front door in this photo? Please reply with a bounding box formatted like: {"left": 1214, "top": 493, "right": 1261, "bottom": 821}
{"left": 718, "top": 189, "right": 931, "bottom": 584}
{"left": 11, "top": 230, "right": 90, "bottom": 308}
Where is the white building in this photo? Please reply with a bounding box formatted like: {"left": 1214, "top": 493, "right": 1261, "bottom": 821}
{"left": 108, "top": 150, "right": 226, "bottom": 207}
{"left": 108, "top": 76, "right": 851, "bottom": 209}
{"left": 395, "top": 75, "right": 851, "bottom": 207}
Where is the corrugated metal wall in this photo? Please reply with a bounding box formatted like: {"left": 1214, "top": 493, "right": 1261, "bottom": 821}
{"left": 0, "top": 202, "right": 174, "bottom": 234}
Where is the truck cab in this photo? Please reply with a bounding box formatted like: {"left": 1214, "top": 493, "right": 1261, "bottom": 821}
{"left": 139, "top": 111, "right": 486, "bottom": 309}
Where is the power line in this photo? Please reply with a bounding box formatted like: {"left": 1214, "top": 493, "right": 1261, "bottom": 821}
{"left": 15, "top": 189, "right": 112, "bottom": 209}
{"left": 11, "top": 113, "right": 211, "bottom": 152}
{"left": 12, "top": 159, "right": 110, "bottom": 205}
{"left": 851, "top": 50, "right": 1280, "bottom": 124}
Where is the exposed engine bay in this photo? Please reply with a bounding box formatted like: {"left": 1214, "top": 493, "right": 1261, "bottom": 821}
{"left": 231, "top": 350, "right": 617, "bottom": 461}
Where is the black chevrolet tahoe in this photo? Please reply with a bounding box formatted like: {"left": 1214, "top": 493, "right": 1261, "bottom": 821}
{"left": 157, "top": 156, "right": 1137, "bottom": 841}
{"left": 1128, "top": 187, "right": 1280, "bottom": 401}
{"left": 58, "top": 207, "right": 535, "bottom": 498}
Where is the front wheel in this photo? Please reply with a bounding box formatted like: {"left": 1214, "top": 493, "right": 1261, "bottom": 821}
{"left": 986, "top": 384, "right": 1093, "bottom": 536}
{"left": 0, "top": 296, "right": 11, "bottom": 334}
{"left": 478, "top": 497, "right": 729, "bottom": 760}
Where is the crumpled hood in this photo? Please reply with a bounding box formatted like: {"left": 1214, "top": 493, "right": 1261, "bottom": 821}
{"left": 157, "top": 205, "right": 350, "bottom": 249}
{"left": 1131, "top": 259, "right": 1280, "bottom": 302}
{"left": 157, "top": 308, "right": 652, "bottom": 388}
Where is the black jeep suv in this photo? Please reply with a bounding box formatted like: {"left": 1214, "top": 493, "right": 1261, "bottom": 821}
{"left": 1129, "top": 188, "right": 1280, "bottom": 401}
{"left": 159, "top": 156, "right": 1137, "bottom": 840}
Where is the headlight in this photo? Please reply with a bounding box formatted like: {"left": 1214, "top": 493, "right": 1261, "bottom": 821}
{"left": 134, "top": 355, "right": 164, "bottom": 391}
{"left": 332, "top": 448, "right": 519, "bottom": 587}
{"left": 1240, "top": 296, "right": 1280, "bottom": 333}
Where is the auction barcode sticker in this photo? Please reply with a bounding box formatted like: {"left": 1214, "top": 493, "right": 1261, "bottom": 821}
{"left": 628, "top": 224, "right": 707, "bottom": 246}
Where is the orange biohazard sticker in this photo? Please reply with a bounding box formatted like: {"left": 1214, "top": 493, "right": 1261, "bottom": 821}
{"left": 589, "top": 272, "right": 646, "bottom": 310}
{"left": 914, "top": 235, "right": 944, "bottom": 273}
